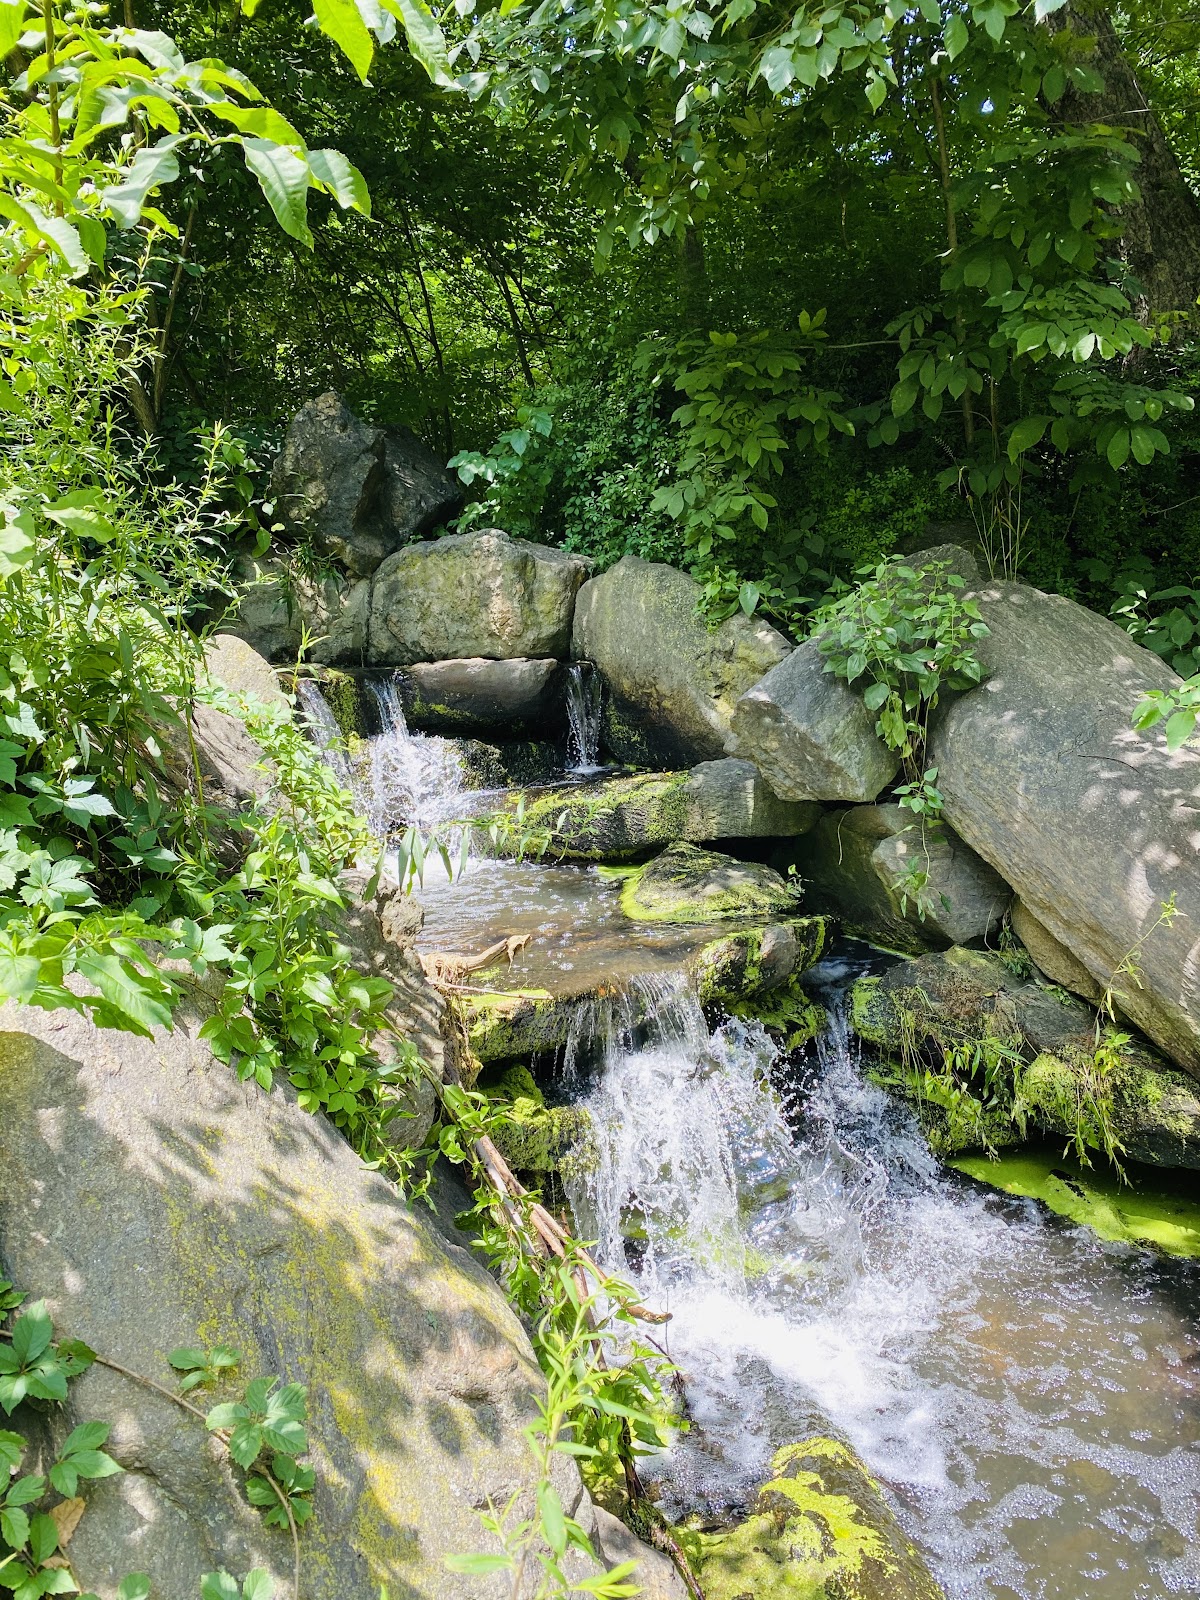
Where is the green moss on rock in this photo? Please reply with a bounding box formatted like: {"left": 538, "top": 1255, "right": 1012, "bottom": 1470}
{"left": 684, "top": 1436, "right": 945, "bottom": 1600}
{"left": 733, "top": 972, "right": 827, "bottom": 1050}
{"left": 622, "top": 843, "right": 801, "bottom": 924}
{"left": 484, "top": 1064, "right": 593, "bottom": 1177}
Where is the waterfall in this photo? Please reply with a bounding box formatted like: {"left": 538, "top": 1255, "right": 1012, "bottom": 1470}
{"left": 364, "top": 676, "right": 467, "bottom": 836}
{"left": 296, "top": 678, "right": 354, "bottom": 791}
{"left": 565, "top": 660, "right": 604, "bottom": 774}
{"left": 564, "top": 952, "right": 1200, "bottom": 1598}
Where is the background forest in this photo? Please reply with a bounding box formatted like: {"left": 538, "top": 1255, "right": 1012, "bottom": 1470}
{"left": 131, "top": 0, "right": 1200, "bottom": 645}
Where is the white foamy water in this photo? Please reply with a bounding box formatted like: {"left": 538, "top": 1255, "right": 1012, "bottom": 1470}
{"left": 363, "top": 676, "right": 468, "bottom": 836}
{"left": 567, "top": 953, "right": 1200, "bottom": 1600}
{"left": 565, "top": 660, "right": 604, "bottom": 775}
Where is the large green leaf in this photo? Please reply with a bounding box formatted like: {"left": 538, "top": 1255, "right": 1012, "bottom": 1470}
{"left": 307, "top": 148, "right": 371, "bottom": 215}
{"left": 381, "top": 0, "right": 453, "bottom": 85}
{"left": 0, "top": 0, "right": 26, "bottom": 56}
{"left": 102, "top": 138, "right": 182, "bottom": 229}
{"left": 208, "top": 102, "right": 305, "bottom": 148}
{"left": 242, "top": 139, "right": 313, "bottom": 246}
{"left": 314, "top": 0, "right": 376, "bottom": 81}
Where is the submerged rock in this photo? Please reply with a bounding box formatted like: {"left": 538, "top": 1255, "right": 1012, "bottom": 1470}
{"left": 369, "top": 527, "right": 589, "bottom": 664}
{"left": 399, "top": 656, "right": 565, "bottom": 737}
{"left": 271, "top": 391, "right": 461, "bottom": 577}
{"left": 928, "top": 578, "right": 1200, "bottom": 1077}
{"left": 474, "top": 762, "right": 819, "bottom": 864}
{"left": 571, "top": 555, "right": 790, "bottom": 766}
{"left": 952, "top": 1149, "right": 1200, "bottom": 1257}
{"left": 794, "top": 805, "right": 1010, "bottom": 953}
{"left": 851, "top": 947, "right": 1200, "bottom": 1168}
{"left": 622, "top": 844, "right": 802, "bottom": 924}
{"left": 0, "top": 998, "right": 654, "bottom": 1598}
{"left": 688, "top": 1436, "right": 945, "bottom": 1600}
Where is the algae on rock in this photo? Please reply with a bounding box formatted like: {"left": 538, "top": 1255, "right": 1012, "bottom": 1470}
{"left": 685, "top": 1436, "right": 944, "bottom": 1600}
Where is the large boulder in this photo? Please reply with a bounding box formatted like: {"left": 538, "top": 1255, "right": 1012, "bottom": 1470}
{"left": 271, "top": 393, "right": 461, "bottom": 578}
{"left": 399, "top": 657, "right": 565, "bottom": 737}
{"left": 1010, "top": 898, "right": 1104, "bottom": 1006}
{"left": 928, "top": 580, "right": 1200, "bottom": 1076}
{"left": 851, "top": 946, "right": 1200, "bottom": 1168}
{"left": 571, "top": 556, "right": 790, "bottom": 766}
{"left": 794, "top": 804, "right": 1010, "bottom": 953}
{"left": 0, "top": 997, "right": 671, "bottom": 1599}
{"left": 473, "top": 761, "right": 820, "bottom": 864}
{"left": 370, "top": 528, "right": 589, "bottom": 665}
{"left": 622, "top": 843, "right": 801, "bottom": 924}
{"left": 729, "top": 543, "right": 981, "bottom": 803}
{"left": 730, "top": 639, "right": 899, "bottom": 802}
{"left": 222, "top": 556, "right": 371, "bottom": 666}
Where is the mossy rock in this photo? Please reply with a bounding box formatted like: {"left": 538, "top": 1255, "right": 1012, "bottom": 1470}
{"left": 684, "top": 1436, "right": 944, "bottom": 1600}
{"left": 312, "top": 669, "right": 365, "bottom": 738}
{"left": 732, "top": 971, "right": 828, "bottom": 1050}
{"left": 849, "top": 952, "right": 1200, "bottom": 1169}
{"left": 484, "top": 1064, "right": 593, "bottom": 1177}
{"left": 473, "top": 762, "right": 818, "bottom": 865}
{"left": 692, "top": 920, "right": 830, "bottom": 1016}
{"left": 953, "top": 1148, "right": 1200, "bottom": 1257}
{"left": 622, "top": 843, "right": 802, "bottom": 925}
{"left": 463, "top": 987, "right": 574, "bottom": 1063}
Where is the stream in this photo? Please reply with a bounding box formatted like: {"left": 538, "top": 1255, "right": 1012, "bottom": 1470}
{"left": 305, "top": 679, "right": 1200, "bottom": 1600}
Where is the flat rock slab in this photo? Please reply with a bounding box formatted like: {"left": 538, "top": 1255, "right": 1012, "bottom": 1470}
{"left": 622, "top": 842, "right": 802, "bottom": 924}
{"left": 572, "top": 555, "right": 790, "bottom": 766}
{"left": 399, "top": 656, "right": 564, "bottom": 736}
{"left": 370, "top": 527, "right": 589, "bottom": 665}
{"left": 473, "top": 761, "right": 820, "bottom": 864}
{"left": 794, "top": 803, "right": 1010, "bottom": 953}
{"left": 929, "top": 579, "right": 1200, "bottom": 1076}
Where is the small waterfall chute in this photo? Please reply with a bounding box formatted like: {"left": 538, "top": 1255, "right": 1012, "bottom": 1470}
{"left": 364, "top": 675, "right": 468, "bottom": 837}
{"left": 296, "top": 678, "right": 355, "bottom": 792}
{"left": 565, "top": 660, "right": 604, "bottom": 774}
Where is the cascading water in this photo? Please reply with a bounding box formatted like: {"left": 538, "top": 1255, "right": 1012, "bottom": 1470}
{"left": 296, "top": 678, "right": 355, "bottom": 791}
{"left": 566, "top": 949, "right": 1200, "bottom": 1600}
{"left": 364, "top": 675, "right": 468, "bottom": 836}
{"left": 564, "top": 660, "right": 604, "bottom": 774}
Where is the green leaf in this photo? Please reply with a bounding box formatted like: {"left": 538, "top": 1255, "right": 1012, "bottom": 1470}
{"left": 168, "top": 1348, "right": 208, "bottom": 1372}
{"left": 944, "top": 13, "right": 968, "bottom": 58}
{"left": 444, "top": 1554, "right": 513, "bottom": 1575}
{"left": 242, "top": 141, "right": 313, "bottom": 247}
{"left": 306, "top": 150, "right": 370, "bottom": 215}
{"left": 208, "top": 102, "right": 305, "bottom": 148}
{"left": 313, "top": 0, "right": 375, "bottom": 81}
{"left": 200, "top": 1576, "right": 240, "bottom": 1600}
{"left": 62, "top": 1421, "right": 110, "bottom": 1455}
{"left": 0, "top": 1, "right": 26, "bottom": 57}
{"left": 241, "top": 1573, "right": 273, "bottom": 1600}
{"left": 74, "top": 953, "right": 172, "bottom": 1037}
{"left": 11, "top": 1302, "right": 53, "bottom": 1364}
{"left": 1165, "top": 709, "right": 1196, "bottom": 753}
{"left": 68, "top": 1449, "right": 122, "bottom": 1480}
{"left": 1106, "top": 428, "right": 1131, "bottom": 469}
{"left": 0, "top": 1505, "right": 29, "bottom": 1552}
{"left": 103, "top": 139, "right": 183, "bottom": 229}
{"left": 28, "top": 1511, "right": 59, "bottom": 1563}
{"left": 117, "top": 1578, "right": 152, "bottom": 1600}
{"left": 536, "top": 1482, "right": 567, "bottom": 1557}
{"left": 0, "top": 505, "right": 35, "bottom": 577}
{"left": 1007, "top": 415, "right": 1048, "bottom": 460}
{"left": 381, "top": 0, "right": 453, "bottom": 84}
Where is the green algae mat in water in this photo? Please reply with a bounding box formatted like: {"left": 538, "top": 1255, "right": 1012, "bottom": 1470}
{"left": 952, "top": 1149, "right": 1200, "bottom": 1256}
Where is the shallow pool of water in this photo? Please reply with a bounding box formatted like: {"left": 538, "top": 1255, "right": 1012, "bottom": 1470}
{"left": 414, "top": 858, "right": 730, "bottom": 999}
{"left": 566, "top": 951, "right": 1200, "bottom": 1600}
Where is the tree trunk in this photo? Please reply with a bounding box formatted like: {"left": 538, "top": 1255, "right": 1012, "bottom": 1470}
{"left": 1055, "top": 2, "right": 1200, "bottom": 323}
